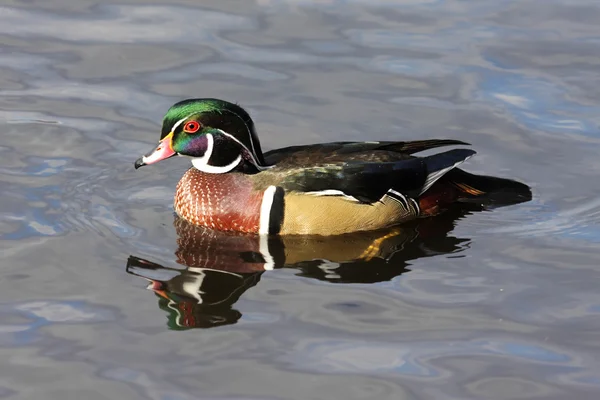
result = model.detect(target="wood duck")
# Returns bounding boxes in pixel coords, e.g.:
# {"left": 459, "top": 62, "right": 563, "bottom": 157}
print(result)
{"left": 134, "top": 98, "right": 531, "bottom": 235}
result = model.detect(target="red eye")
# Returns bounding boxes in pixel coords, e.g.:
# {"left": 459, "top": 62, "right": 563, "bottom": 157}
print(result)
{"left": 183, "top": 121, "right": 201, "bottom": 133}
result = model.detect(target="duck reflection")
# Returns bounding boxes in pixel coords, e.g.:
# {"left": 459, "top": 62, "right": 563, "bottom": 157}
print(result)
{"left": 126, "top": 256, "right": 260, "bottom": 329}
{"left": 127, "top": 206, "right": 477, "bottom": 330}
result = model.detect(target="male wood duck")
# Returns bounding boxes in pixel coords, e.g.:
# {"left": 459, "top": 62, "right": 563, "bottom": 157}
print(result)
{"left": 134, "top": 98, "right": 531, "bottom": 235}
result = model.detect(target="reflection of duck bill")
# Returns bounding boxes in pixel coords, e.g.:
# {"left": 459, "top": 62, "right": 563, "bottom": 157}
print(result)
{"left": 127, "top": 256, "right": 263, "bottom": 306}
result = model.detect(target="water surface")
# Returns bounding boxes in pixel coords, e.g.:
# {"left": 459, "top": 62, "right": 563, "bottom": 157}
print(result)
{"left": 1, "top": 1, "right": 600, "bottom": 399}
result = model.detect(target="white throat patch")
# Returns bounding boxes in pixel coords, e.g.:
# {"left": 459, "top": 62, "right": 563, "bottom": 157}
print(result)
{"left": 190, "top": 133, "right": 242, "bottom": 174}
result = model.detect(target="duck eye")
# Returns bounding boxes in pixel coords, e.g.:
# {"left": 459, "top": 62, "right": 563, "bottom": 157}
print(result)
{"left": 183, "top": 121, "right": 201, "bottom": 133}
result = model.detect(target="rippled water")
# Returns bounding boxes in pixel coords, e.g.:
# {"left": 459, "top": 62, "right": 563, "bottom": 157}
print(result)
{"left": 2, "top": 0, "right": 600, "bottom": 399}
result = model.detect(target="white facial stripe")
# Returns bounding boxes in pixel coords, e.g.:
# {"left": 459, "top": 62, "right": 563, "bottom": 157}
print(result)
{"left": 259, "top": 185, "right": 277, "bottom": 236}
{"left": 190, "top": 133, "right": 243, "bottom": 173}
{"left": 247, "top": 126, "right": 257, "bottom": 161}
{"left": 186, "top": 127, "right": 269, "bottom": 173}
{"left": 170, "top": 116, "right": 189, "bottom": 133}
{"left": 224, "top": 108, "right": 258, "bottom": 161}
{"left": 192, "top": 131, "right": 213, "bottom": 164}
{"left": 171, "top": 113, "right": 262, "bottom": 167}
{"left": 215, "top": 129, "right": 271, "bottom": 171}
{"left": 192, "top": 155, "right": 242, "bottom": 174}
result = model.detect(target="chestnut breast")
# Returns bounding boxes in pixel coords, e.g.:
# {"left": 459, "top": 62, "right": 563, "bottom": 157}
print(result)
{"left": 174, "top": 168, "right": 263, "bottom": 233}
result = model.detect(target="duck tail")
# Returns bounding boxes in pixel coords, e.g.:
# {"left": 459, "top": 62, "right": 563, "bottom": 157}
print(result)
{"left": 447, "top": 169, "right": 532, "bottom": 206}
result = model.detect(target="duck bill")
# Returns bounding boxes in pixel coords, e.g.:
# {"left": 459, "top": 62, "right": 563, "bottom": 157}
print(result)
{"left": 134, "top": 132, "right": 176, "bottom": 169}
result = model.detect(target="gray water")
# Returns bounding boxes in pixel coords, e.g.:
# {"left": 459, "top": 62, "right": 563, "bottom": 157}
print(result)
{"left": 1, "top": 1, "right": 600, "bottom": 399}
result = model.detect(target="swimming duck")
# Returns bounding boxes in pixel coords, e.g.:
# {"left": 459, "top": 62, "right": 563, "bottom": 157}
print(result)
{"left": 134, "top": 98, "right": 531, "bottom": 235}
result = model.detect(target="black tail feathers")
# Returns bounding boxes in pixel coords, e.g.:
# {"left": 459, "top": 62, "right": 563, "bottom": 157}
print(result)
{"left": 448, "top": 169, "right": 532, "bottom": 207}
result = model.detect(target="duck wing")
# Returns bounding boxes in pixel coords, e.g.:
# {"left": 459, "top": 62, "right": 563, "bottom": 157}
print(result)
{"left": 254, "top": 148, "right": 476, "bottom": 204}
{"left": 263, "top": 139, "right": 469, "bottom": 165}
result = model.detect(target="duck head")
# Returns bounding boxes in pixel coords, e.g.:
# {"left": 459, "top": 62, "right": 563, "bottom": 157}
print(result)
{"left": 134, "top": 98, "right": 267, "bottom": 173}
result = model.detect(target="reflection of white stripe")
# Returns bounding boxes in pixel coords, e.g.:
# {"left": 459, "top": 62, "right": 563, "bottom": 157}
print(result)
{"left": 182, "top": 270, "right": 206, "bottom": 304}
{"left": 191, "top": 133, "right": 242, "bottom": 173}
{"left": 167, "top": 300, "right": 184, "bottom": 326}
{"left": 259, "top": 186, "right": 277, "bottom": 235}
{"left": 316, "top": 259, "right": 341, "bottom": 280}
{"left": 188, "top": 267, "right": 242, "bottom": 278}
{"left": 259, "top": 234, "right": 274, "bottom": 270}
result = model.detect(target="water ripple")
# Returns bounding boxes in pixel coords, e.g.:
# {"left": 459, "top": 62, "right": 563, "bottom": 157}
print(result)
{"left": 0, "top": 5, "right": 255, "bottom": 43}
{"left": 1, "top": 1, "right": 600, "bottom": 399}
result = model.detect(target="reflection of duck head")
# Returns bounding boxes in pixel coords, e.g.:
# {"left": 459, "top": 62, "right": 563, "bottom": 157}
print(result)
{"left": 127, "top": 206, "right": 476, "bottom": 329}
{"left": 126, "top": 256, "right": 262, "bottom": 329}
